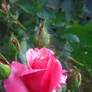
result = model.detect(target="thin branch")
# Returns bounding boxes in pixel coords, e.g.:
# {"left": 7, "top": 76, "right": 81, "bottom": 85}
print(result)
{"left": 0, "top": 9, "right": 27, "bottom": 31}
{"left": 66, "top": 56, "right": 84, "bottom": 67}
{"left": 0, "top": 53, "right": 10, "bottom": 64}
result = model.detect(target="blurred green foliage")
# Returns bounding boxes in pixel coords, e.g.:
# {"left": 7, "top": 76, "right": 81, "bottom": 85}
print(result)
{"left": 65, "top": 23, "right": 92, "bottom": 73}
{"left": 0, "top": 0, "right": 92, "bottom": 92}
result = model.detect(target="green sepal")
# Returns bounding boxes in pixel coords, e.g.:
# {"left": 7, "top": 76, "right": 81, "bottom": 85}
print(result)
{"left": 34, "top": 21, "right": 50, "bottom": 48}
{"left": 0, "top": 63, "right": 11, "bottom": 80}
{"left": 75, "top": 72, "right": 82, "bottom": 88}
{"left": 9, "top": 33, "right": 20, "bottom": 53}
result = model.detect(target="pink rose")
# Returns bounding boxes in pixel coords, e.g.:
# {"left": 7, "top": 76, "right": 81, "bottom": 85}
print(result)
{"left": 4, "top": 48, "right": 67, "bottom": 92}
{"left": 1, "top": 3, "right": 7, "bottom": 11}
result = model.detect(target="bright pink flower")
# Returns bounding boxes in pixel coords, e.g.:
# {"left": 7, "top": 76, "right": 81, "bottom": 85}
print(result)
{"left": 4, "top": 48, "right": 67, "bottom": 92}
{"left": 1, "top": 3, "right": 7, "bottom": 11}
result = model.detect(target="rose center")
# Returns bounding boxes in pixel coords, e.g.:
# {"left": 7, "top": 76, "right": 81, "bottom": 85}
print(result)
{"left": 31, "top": 56, "right": 49, "bottom": 69}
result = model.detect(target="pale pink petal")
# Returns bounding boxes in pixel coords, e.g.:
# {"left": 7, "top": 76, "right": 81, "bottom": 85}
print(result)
{"left": 4, "top": 62, "right": 28, "bottom": 92}
{"left": 11, "top": 61, "right": 27, "bottom": 75}
{"left": 26, "top": 48, "right": 54, "bottom": 67}
{"left": 26, "top": 49, "right": 39, "bottom": 66}
{"left": 52, "top": 90, "right": 56, "bottom": 92}
{"left": 39, "top": 48, "right": 54, "bottom": 57}
{"left": 60, "top": 72, "right": 67, "bottom": 85}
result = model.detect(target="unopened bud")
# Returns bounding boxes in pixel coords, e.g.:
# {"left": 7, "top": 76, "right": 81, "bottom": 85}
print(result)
{"left": 0, "top": 59, "right": 6, "bottom": 64}
{"left": 34, "top": 22, "right": 50, "bottom": 48}
{"left": 9, "top": 33, "right": 20, "bottom": 52}
{"left": 0, "top": 63, "right": 11, "bottom": 80}
{"left": 12, "top": 39, "right": 19, "bottom": 50}
{"left": 67, "top": 72, "right": 82, "bottom": 89}
{"left": 75, "top": 72, "right": 81, "bottom": 88}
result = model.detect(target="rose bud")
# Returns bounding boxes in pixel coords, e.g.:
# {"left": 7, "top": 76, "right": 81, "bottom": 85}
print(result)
{"left": 1, "top": 3, "right": 7, "bottom": 11}
{"left": 75, "top": 72, "right": 82, "bottom": 88}
{"left": 0, "top": 63, "right": 11, "bottom": 80}
{"left": 34, "top": 23, "right": 50, "bottom": 48}
{"left": 0, "top": 59, "right": 6, "bottom": 64}
{"left": 9, "top": 33, "right": 20, "bottom": 53}
{"left": 67, "top": 72, "right": 82, "bottom": 89}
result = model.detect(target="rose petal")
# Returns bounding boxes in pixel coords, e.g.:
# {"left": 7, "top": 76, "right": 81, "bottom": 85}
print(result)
{"left": 26, "top": 48, "right": 54, "bottom": 68}
{"left": 39, "top": 48, "right": 54, "bottom": 57}
{"left": 52, "top": 90, "right": 56, "bottom": 92}
{"left": 26, "top": 49, "right": 39, "bottom": 67}
{"left": 49, "top": 60, "right": 67, "bottom": 90}
{"left": 41, "top": 59, "right": 67, "bottom": 91}
{"left": 4, "top": 62, "right": 28, "bottom": 92}
{"left": 21, "top": 69, "right": 46, "bottom": 92}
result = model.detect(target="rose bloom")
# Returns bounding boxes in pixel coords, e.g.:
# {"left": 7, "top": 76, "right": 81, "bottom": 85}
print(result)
{"left": 4, "top": 48, "right": 67, "bottom": 92}
{"left": 1, "top": 3, "right": 7, "bottom": 11}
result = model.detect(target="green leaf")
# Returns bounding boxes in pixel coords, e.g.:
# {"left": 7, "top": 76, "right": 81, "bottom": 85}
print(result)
{"left": 56, "top": 85, "right": 67, "bottom": 92}
{"left": 65, "top": 12, "right": 73, "bottom": 22}
{"left": 56, "top": 89, "right": 62, "bottom": 92}
{"left": 37, "top": 0, "right": 48, "bottom": 6}
{"left": 1, "top": 88, "right": 6, "bottom": 92}
{"left": 63, "top": 34, "right": 80, "bottom": 43}
{"left": 19, "top": 36, "right": 28, "bottom": 65}
{"left": 62, "top": 85, "right": 67, "bottom": 92}
{"left": 17, "top": 0, "right": 41, "bottom": 15}
{"left": 37, "top": 8, "right": 56, "bottom": 19}
{"left": 9, "top": 0, "right": 18, "bottom": 4}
